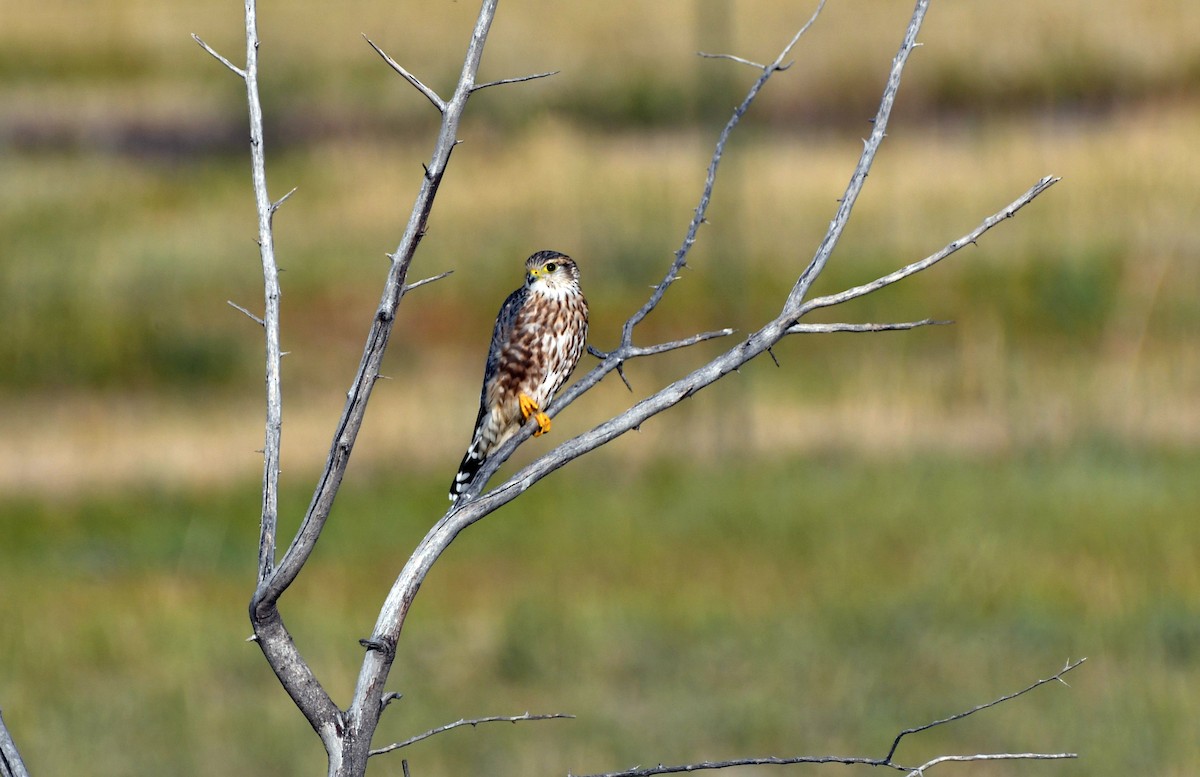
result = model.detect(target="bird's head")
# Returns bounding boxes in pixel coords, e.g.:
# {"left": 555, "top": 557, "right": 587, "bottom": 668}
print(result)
{"left": 525, "top": 250, "right": 580, "bottom": 296}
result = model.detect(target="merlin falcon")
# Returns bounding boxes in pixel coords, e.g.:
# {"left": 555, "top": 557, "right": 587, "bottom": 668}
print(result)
{"left": 449, "top": 250, "right": 589, "bottom": 501}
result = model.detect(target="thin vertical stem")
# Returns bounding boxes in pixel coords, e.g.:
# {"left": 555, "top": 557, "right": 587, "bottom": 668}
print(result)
{"left": 232, "top": 0, "right": 341, "bottom": 748}
{"left": 242, "top": 0, "right": 283, "bottom": 586}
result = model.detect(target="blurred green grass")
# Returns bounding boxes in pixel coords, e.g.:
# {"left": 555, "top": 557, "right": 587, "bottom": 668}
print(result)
{"left": 2, "top": 450, "right": 1198, "bottom": 776}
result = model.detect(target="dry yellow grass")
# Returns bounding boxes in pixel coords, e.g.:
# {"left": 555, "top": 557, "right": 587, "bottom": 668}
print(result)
{"left": 2, "top": 0, "right": 1197, "bottom": 498}
{"left": 4, "top": 95, "right": 1197, "bottom": 495}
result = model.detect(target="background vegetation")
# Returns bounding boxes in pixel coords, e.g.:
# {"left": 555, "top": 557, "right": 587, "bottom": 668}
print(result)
{"left": 1, "top": 1, "right": 1197, "bottom": 775}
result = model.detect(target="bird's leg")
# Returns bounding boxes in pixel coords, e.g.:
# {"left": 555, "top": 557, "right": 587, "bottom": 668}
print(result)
{"left": 518, "top": 393, "right": 552, "bottom": 437}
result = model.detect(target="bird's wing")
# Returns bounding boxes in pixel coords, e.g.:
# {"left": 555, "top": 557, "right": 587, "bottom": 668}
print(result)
{"left": 472, "top": 285, "right": 528, "bottom": 429}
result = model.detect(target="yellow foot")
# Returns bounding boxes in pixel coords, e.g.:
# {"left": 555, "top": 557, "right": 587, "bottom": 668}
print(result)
{"left": 518, "top": 394, "right": 552, "bottom": 437}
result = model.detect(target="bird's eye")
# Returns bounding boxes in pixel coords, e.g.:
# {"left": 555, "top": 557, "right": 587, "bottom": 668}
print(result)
{"left": 545, "top": 262, "right": 558, "bottom": 273}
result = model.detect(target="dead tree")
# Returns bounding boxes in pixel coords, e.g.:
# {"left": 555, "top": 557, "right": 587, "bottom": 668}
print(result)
{"left": 192, "top": 0, "right": 1072, "bottom": 775}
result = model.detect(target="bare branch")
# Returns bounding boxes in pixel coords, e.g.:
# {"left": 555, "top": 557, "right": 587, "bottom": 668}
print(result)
{"left": 588, "top": 329, "right": 736, "bottom": 363}
{"left": 905, "top": 752, "right": 1078, "bottom": 776}
{"left": 364, "top": 35, "right": 447, "bottom": 113}
{"left": 190, "top": 34, "right": 246, "bottom": 78}
{"left": 627, "top": 328, "right": 736, "bottom": 357}
{"left": 798, "top": 175, "right": 1061, "bottom": 318}
{"left": 696, "top": 52, "right": 767, "bottom": 70}
{"left": 270, "top": 187, "right": 298, "bottom": 214}
{"left": 576, "top": 748, "right": 1078, "bottom": 777}
{"left": 571, "top": 754, "right": 888, "bottom": 777}
{"left": 787, "top": 319, "right": 949, "bottom": 335}
{"left": 227, "top": 300, "right": 266, "bottom": 327}
{"left": 620, "top": 0, "right": 828, "bottom": 349}
{"left": 472, "top": 70, "right": 559, "bottom": 92}
{"left": 208, "top": 0, "right": 339, "bottom": 747}
{"left": 402, "top": 270, "right": 454, "bottom": 294}
{"left": 370, "top": 712, "right": 575, "bottom": 757}
{"left": 236, "top": 0, "right": 285, "bottom": 591}
{"left": 784, "top": 0, "right": 925, "bottom": 313}
{"left": 883, "top": 657, "right": 1086, "bottom": 762}
{"left": 772, "top": 0, "right": 828, "bottom": 62}
{"left": 614, "top": 362, "right": 633, "bottom": 392}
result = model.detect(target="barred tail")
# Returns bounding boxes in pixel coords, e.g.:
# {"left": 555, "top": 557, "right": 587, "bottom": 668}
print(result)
{"left": 449, "top": 443, "right": 486, "bottom": 501}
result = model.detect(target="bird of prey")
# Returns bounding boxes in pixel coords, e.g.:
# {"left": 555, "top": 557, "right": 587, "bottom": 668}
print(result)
{"left": 449, "top": 250, "right": 589, "bottom": 501}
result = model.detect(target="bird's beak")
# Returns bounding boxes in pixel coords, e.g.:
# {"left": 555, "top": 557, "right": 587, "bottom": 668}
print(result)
{"left": 526, "top": 268, "right": 540, "bottom": 285}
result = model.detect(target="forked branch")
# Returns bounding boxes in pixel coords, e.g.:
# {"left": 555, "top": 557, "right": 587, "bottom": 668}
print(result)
{"left": 200, "top": 0, "right": 533, "bottom": 761}
{"left": 884, "top": 657, "right": 1086, "bottom": 762}
{"left": 460, "top": 0, "right": 1057, "bottom": 511}
{"left": 798, "top": 174, "right": 1060, "bottom": 317}
{"left": 570, "top": 659, "right": 1084, "bottom": 777}
{"left": 358, "top": 19, "right": 1062, "bottom": 768}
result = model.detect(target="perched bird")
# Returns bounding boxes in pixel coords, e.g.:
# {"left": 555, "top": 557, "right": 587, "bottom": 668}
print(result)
{"left": 449, "top": 250, "right": 589, "bottom": 501}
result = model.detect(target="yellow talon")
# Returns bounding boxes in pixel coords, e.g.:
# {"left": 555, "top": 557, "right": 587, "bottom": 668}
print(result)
{"left": 518, "top": 394, "right": 552, "bottom": 437}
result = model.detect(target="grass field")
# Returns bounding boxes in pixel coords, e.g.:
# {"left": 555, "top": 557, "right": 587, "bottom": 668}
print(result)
{"left": 2, "top": 0, "right": 1198, "bottom": 775}
{"left": 3, "top": 450, "right": 1199, "bottom": 776}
